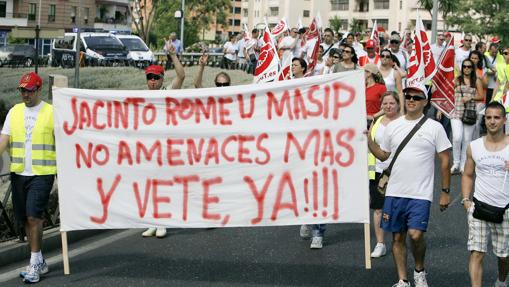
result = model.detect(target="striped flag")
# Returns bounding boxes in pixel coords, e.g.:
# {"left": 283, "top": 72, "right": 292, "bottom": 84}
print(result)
{"left": 370, "top": 20, "right": 380, "bottom": 54}
{"left": 431, "top": 38, "right": 455, "bottom": 118}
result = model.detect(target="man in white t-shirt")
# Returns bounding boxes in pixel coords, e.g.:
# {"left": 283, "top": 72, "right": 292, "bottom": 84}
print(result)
{"left": 462, "top": 102, "right": 509, "bottom": 287}
{"left": 455, "top": 34, "right": 473, "bottom": 71}
{"left": 223, "top": 34, "right": 238, "bottom": 69}
{"left": 430, "top": 33, "right": 446, "bottom": 65}
{"left": 1, "top": 72, "right": 57, "bottom": 283}
{"left": 320, "top": 28, "right": 338, "bottom": 62}
{"left": 389, "top": 33, "right": 409, "bottom": 71}
{"left": 368, "top": 84, "right": 451, "bottom": 287}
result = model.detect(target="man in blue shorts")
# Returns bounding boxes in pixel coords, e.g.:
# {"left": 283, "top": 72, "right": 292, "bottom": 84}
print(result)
{"left": 0, "top": 72, "right": 56, "bottom": 283}
{"left": 368, "top": 84, "right": 452, "bottom": 287}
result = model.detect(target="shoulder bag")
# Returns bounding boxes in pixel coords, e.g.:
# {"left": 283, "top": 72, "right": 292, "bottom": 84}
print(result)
{"left": 472, "top": 171, "right": 509, "bottom": 224}
{"left": 461, "top": 87, "right": 477, "bottom": 125}
{"left": 377, "top": 116, "right": 428, "bottom": 195}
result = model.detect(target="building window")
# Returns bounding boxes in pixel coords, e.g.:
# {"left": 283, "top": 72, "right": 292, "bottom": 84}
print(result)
{"left": 400, "top": 0, "right": 403, "bottom": 9}
{"left": 48, "top": 5, "right": 56, "bottom": 22}
{"left": 28, "top": 3, "right": 37, "bottom": 21}
{"left": 331, "top": 0, "right": 348, "bottom": 11}
{"left": 71, "top": 6, "right": 76, "bottom": 23}
{"left": 269, "top": 7, "right": 278, "bottom": 16}
{"left": 356, "top": 0, "right": 369, "bottom": 12}
{"left": 84, "top": 7, "right": 89, "bottom": 24}
{"left": 243, "top": 8, "right": 248, "bottom": 17}
{"left": 374, "top": 0, "right": 389, "bottom": 9}
{"left": 303, "top": 10, "right": 310, "bottom": 17}
{"left": 234, "top": 7, "right": 241, "bottom": 14}
{"left": 0, "top": 1, "right": 6, "bottom": 18}
{"left": 375, "top": 19, "right": 388, "bottom": 30}
{"left": 233, "top": 19, "right": 240, "bottom": 26}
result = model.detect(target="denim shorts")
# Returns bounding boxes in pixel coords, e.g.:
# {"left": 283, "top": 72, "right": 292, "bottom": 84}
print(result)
{"left": 381, "top": 196, "right": 431, "bottom": 233}
{"left": 11, "top": 173, "right": 55, "bottom": 221}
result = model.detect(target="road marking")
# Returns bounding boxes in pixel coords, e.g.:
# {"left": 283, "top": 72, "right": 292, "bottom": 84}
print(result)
{"left": 0, "top": 229, "right": 139, "bottom": 283}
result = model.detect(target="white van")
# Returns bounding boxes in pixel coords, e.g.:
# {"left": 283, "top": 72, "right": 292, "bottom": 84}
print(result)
{"left": 51, "top": 32, "right": 128, "bottom": 67}
{"left": 115, "top": 34, "right": 154, "bottom": 68}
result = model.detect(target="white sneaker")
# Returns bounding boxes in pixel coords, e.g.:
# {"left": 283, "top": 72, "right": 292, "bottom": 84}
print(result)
{"left": 450, "top": 164, "right": 460, "bottom": 174}
{"left": 414, "top": 270, "right": 428, "bottom": 287}
{"left": 142, "top": 227, "right": 157, "bottom": 237}
{"left": 20, "top": 260, "right": 49, "bottom": 278}
{"left": 370, "top": 243, "right": 387, "bottom": 258}
{"left": 495, "top": 279, "right": 508, "bottom": 287}
{"left": 155, "top": 227, "right": 167, "bottom": 238}
{"left": 310, "top": 236, "right": 323, "bottom": 249}
{"left": 392, "top": 280, "right": 411, "bottom": 287}
{"left": 300, "top": 225, "right": 311, "bottom": 239}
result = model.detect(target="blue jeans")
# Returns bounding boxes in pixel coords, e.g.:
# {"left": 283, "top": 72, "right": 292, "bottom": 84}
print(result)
{"left": 312, "top": 224, "right": 326, "bottom": 237}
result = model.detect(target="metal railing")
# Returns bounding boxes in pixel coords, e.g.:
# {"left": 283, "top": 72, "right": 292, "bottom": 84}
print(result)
{"left": 0, "top": 174, "right": 59, "bottom": 242}
{"left": 154, "top": 52, "right": 225, "bottom": 67}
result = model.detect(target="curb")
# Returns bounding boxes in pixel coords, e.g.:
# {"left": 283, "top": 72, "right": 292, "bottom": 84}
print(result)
{"left": 0, "top": 228, "right": 104, "bottom": 267}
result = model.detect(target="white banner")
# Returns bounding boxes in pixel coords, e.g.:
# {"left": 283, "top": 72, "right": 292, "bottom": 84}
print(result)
{"left": 54, "top": 71, "right": 369, "bottom": 231}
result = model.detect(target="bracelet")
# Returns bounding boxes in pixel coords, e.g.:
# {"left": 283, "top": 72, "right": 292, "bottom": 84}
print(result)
{"left": 461, "top": 198, "right": 471, "bottom": 205}
{"left": 441, "top": 188, "right": 450, "bottom": 194}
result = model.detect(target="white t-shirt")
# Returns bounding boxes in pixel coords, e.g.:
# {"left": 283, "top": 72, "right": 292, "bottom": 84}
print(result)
{"left": 471, "top": 138, "right": 509, "bottom": 208}
{"left": 301, "top": 39, "right": 317, "bottom": 60}
{"left": 380, "top": 116, "right": 451, "bottom": 201}
{"left": 320, "top": 42, "right": 338, "bottom": 62}
{"left": 455, "top": 47, "right": 471, "bottom": 70}
{"left": 391, "top": 49, "right": 409, "bottom": 70}
{"left": 2, "top": 101, "right": 45, "bottom": 176}
{"left": 374, "top": 122, "right": 392, "bottom": 173}
{"left": 430, "top": 42, "right": 445, "bottom": 64}
{"left": 237, "top": 39, "right": 246, "bottom": 58}
{"left": 223, "top": 41, "right": 237, "bottom": 61}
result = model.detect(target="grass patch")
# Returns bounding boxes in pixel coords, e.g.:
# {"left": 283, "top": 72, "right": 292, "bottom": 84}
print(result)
{"left": 0, "top": 66, "right": 254, "bottom": 108}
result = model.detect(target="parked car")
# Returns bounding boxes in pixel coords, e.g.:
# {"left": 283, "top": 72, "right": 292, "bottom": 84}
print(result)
{"left": 115, "top": 34, "right": 154, "bottom": 68}
{"left": 51, "top": 32, "right": 128, "bottom": 68}
{"left": 0, "top": 44, "right": 36, "bottom": 67}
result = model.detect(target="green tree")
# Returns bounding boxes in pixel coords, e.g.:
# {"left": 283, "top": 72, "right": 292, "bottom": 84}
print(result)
{"left": 349, "top": 18, "right": 364, "bottom": 34}
{"left": 447, "top": 0, "right": 509, "bottom": 45}
{"left": 329, "top": 16, "right": 343, "bottom": 33}
{"left": 417, "top": 0, "right": 458, "bottom": 29}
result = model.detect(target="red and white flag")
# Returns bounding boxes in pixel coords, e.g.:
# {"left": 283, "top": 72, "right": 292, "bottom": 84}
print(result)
{"left": 370, "top": 20, "right": 380, "bottom": 54}
{"left": 271, "top": 18, "right": 289, "bottom": 37}
{"left": 431, "top": 38, "right": 455, "bottom": 118}
{"left": 243, "top": 23, "right": 251, "bottom": 41}
{"left": 277, "top": 51, "right": 293, "bottom": 81}
{"left": 254, "top": 26, "right": 280, "bottom": 83}
{"left": 406, "top": 15, "right": 436, "bottom": 87}
{"left": 304, "top": 16, "right": 321, "bottom": 77}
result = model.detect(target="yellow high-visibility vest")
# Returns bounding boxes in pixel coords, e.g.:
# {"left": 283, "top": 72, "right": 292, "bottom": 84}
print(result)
{"left": 368, "top": 116, "right": 384, "bottom": 180}
{"left": 9, "top": 102, "right": 56, "bottom": 175}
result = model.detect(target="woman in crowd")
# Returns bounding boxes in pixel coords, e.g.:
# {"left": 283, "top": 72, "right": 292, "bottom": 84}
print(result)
{"left": 368, "top": 91, "right": 401, "bottom": 258}
{"left": 364, "top": 63, "right": 387, "bottom": 125}
{"left": 450, "top": 59, "right": 484, "bottom": 174}
{"left": 313, "top": 45, "right": 325, "bottom": 76}
{"left": 194, "top": 54, "right": 231, "bottom": 88}
{"left": 468, "top": 50, "right": 488, "bottom": 137}
{"left": 378, "top": 49, "right": 403, "bottom": 112}
{"left": 333, "top": 44, "right": 358, "bottom": 73}
{"left": 323, "top": 48, "right": 341, "bottom": 74}
{"left": 291, "top": 57, "right": 307, "bottom": 79}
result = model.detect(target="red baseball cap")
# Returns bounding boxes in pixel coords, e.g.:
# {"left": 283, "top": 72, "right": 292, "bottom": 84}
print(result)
{"left": 18, "top": 72, "right": 42, "bottom": 91}
{"left": 365, "top": 39, "right": 375, "bottom": 49}
{"left": 491, "top": 37, "right": 501, "bottom": 44}
{"left": 145, "top": 65, "right": 165, "bottom": 76}
{"left": 444, "top": 32, "right": 452, "bottom": 37}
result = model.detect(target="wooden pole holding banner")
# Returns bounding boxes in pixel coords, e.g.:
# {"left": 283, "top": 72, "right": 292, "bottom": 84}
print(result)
{"left": 50, "top": 74, "right": 71, "bottom": 274}
{"left": 60, "top": 231, "right": 70, "bottom": 274}
{"left": 364, "top": 223, "right": 372, "bottom": 269}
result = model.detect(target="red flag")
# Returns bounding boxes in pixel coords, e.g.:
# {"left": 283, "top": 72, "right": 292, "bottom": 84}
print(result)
{"left": 431, "top": 38, "right": 455, "bottom": 118}
{"left": 277, "top": 52, "right": 292, "bottom": 81}
{"left": 304, "top": 16, "right": 321, "bottom": 77}
{"left": 406, "top": 15, "right": 436, "bottom": 87}
{"left": 271, "top": 18, "right": 289, "bottom": 37}
{"left": 254, "top": 26, "right": 280, "bottom": 83}
{"left": 370, "top": 20, "right": 380, "bottom": 54}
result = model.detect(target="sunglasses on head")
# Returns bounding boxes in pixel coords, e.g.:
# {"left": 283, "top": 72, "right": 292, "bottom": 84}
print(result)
{"left": 404, "top": 94, "right": 426, "bottom": 101}
{"left": 146, "top": 74, "right": 162, "bottom": 81}
{"left": 215, "top": 82, "right": 230, "bottom": 87}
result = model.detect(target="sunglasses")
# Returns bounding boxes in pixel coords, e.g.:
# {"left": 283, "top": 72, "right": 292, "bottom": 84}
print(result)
{"left": 215, "top": 82, "right": 230, "bottom": 87}
{"left": 146, "top": 74, "right": 162, "bottom": 81}
{"left": 462, "top": 65, "right": 473, "bottom": 69}
{"left": 390, "top": 40, "right": 400, "bottom": 44}
{"left": 404, "top": 94, "right": 426, "bottom": 101}
{"left": 380, "top": 55, "right": 391, "bottom": 59}
{"left": 332, "top": 55, "right": 340, "bottom": 59}
{"left": 464, "top": 39, "right": 472, "bottom": 42}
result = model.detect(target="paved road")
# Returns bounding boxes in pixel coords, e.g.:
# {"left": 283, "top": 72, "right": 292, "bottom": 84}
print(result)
{"left": 0, "top": 167, "right": 501, "bottom": 286}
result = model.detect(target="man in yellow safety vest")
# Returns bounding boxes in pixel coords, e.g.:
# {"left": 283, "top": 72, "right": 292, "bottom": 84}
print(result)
{"left": 0, "top": 72, "right": 56, "bottom": 284}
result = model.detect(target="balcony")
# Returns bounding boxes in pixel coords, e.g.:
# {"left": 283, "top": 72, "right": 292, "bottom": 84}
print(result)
{"left": 94, "top": 18, "right": 130, "bottom": 31}
{"left": 96, "top": 0, "right": 129, "bottom": 5}
{"left": 0, "top": 13, "right": 28, "bottom": 27}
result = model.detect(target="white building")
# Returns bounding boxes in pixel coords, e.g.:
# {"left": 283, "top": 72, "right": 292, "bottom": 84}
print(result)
{"left": 241, "top": 0, "right": 446, "bottom": 34}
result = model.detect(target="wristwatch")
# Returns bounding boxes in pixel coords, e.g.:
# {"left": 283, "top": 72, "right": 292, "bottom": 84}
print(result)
{"left": 441, "top": 188, "right": 450, "bottom": 194}
{"left": 461, "top": 198, "right": 471, "bottom": 205}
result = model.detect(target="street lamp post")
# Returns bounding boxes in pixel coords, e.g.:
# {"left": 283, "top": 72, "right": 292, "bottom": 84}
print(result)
{"left": 35, "top": 0, "right": 42, "bottom": 73}
{"left": 180, "top": 0, "right": 184, "bottom": 51}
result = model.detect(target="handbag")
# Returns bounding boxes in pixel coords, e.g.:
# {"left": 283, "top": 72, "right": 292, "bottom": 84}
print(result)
{"left": 460, "top": 88, "right": 477, "bottom": 125}
{"left": 377, "top": 116, "right": 428, "bottom": 195}
{"left": 472, "top": 197, "right": 507, "bottom": 224}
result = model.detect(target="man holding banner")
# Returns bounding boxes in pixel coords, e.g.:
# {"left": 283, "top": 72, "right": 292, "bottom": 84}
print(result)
{"left": 0, "top": 72, "right": 57, "bottom": 283}
{"left": 368, "top": 83, "right": 451, "bottom": 287}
